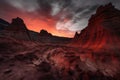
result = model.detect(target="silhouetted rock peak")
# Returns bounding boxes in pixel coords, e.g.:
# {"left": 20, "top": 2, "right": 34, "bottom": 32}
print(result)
{"left": 9, "top": 17, "right": 28, "bottom": 31}
{"left": 74, "top": 32, "right": 79, "bottom": 38}
{"left": 11, "top": 17, "right": 24, "bottom": 25}
{"left": 39, "top": 29, "right": 52, "bottom": 37}
{"left": 96, "top": 2, "right": 115, "bottom": 14}
{"left": 0, "top": 17, "right": 32, "bottom": 40}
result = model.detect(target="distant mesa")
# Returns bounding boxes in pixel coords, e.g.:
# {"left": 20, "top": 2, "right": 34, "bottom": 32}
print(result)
{"left": 11, "top": 17, "right": 24, "bottom": 25}
{"left": 39, "top": 29, "right": 52, "bottom": 37}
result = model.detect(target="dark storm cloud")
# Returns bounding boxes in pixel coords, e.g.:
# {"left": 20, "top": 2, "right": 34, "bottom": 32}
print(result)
{"left": 36, "top": 0, "right": 101, "bottom": 31}
{"left": 2, "top": 0, "right": 120, "bottom": 32}
{"left": 37, "top": 0, "right": 53, "bottom": 15}
{"left": 0, "top": 0, "right": 25, "bottom": 21}
{"left": 54, "top": 0, "right": 120, "bottom": 31}
{"left": 36, "top": 0, "right": 72, "bottom": 18}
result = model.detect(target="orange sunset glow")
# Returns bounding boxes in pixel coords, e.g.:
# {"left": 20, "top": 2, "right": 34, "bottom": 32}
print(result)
{"left": 3, "top": 15, "right": 75, "bottom": 38}
{"left": 24, "top": 17, "right": 75, "bottom": 37}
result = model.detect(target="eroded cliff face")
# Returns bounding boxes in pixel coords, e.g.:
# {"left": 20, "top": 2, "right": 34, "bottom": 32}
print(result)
{"left": 73, "top": 3, "right": 120, "bottom": 50}
{"left": 0, "top": 17, "right": 31, "bottom": 40}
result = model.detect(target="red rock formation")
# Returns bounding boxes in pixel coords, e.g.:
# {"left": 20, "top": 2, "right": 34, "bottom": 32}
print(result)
{"left": 11, "top": 17, "right": 31, "bottom": 40}
{"left": 73, "top": 3, "right": 120, "bottom": 50}
{"left": 9, "top": 17, "right": 29, "bottom": 34}
{"left": 1, "top": 17, "right": 32, "bottom": 40}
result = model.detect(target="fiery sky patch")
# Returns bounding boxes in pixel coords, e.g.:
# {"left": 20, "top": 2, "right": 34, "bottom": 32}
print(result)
{"left": 0, "top": 0, "right": 120, "bottom": 37}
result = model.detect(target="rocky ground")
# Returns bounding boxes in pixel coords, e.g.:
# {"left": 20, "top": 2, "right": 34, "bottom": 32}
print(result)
{"left": 0, "top": 36, "right": 120, "bottom": 80}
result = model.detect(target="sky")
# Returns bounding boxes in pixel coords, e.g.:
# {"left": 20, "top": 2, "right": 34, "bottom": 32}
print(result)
{"left": 0, "top": 0, "right": 120, "bottom": 37}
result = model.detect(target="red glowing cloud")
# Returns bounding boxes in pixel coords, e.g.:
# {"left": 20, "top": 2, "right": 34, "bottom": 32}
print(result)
{"left": 0, "top": 0, "right": 75, "bottom": 37}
